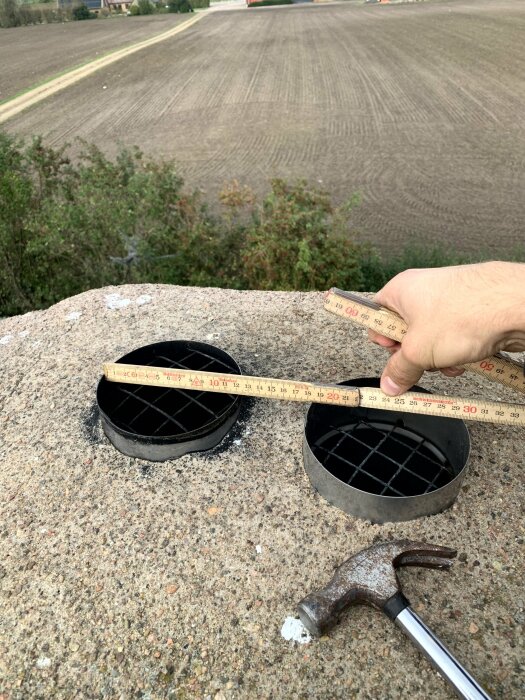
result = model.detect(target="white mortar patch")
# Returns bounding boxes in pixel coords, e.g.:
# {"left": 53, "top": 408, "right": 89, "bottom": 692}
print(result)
{"left": 0, "top": 335, "right": 13, "bottom": 345}
{"left": 65, "top": 311, "right": 82, "bottom": 321}
{"left": 136, "top": 295, "right": 152, "bottom": 306}
{"left": 280, "top": 617, "right": 312, "bottom": 644}
{"left": 105, "top": 293, "right": 131, "bottom": 310}
{"left": 36, "top": 657, "right": 51, "bottom": 669}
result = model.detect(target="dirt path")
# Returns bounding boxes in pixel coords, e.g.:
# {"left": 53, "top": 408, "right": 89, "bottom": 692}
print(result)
{"left": 0, "top": 13, "right": 205, "bottom": 125}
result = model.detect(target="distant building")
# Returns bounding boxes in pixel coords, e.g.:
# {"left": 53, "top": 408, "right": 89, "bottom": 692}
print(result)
{"left": 58, "top": 0, "right": 133, "bottom": 11}
{"left": 104, "top": 0, "right": 133, "bottom": 10}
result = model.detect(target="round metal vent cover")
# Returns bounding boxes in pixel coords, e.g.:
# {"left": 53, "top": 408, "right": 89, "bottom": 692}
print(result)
{"left": 303, "top": 378, "right": 471, "bottom": 523}
{"left": 97, "top": 341, "right": 242, "bottom": 461}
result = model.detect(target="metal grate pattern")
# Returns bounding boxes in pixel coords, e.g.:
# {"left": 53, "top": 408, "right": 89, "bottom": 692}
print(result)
{"left": 100, "top": 344, "right": 240, "bottom": 438}
{"left": 312, "top": 418, "right": 455, "bottom": 497}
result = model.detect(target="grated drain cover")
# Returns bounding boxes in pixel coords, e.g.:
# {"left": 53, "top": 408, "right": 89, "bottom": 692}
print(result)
{"left": 312, "top": 420, "right": 455, "bottom": 497}
{"left": 97, "top": 341, "right": 242, "bottom": 461}
{"left": 303, "top": 378, "right": 470, "bottom": 523}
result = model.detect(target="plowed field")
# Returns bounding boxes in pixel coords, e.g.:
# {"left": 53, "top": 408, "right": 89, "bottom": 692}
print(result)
{"left": 0, "top": 14, "right": 193, "bottom": 101}
{"left": 4, "top": 0, "right": 525, "bottom": 255}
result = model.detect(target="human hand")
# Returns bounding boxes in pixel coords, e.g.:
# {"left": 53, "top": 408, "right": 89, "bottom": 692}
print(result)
{"left": 368, "top": 262, "right": 525, "bottom": 396}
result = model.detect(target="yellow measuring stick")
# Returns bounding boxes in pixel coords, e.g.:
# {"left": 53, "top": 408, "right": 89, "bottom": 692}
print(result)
{"left": 324, "top": 288, "right": 525, "bottom": 396}
{"left": 103, "top": 363, "right": 525, "bottom": 426}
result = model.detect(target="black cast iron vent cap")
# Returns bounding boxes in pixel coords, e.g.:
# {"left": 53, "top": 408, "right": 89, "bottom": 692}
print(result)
{"left": 97, "top": 340, "right": 242, "bottom": 461}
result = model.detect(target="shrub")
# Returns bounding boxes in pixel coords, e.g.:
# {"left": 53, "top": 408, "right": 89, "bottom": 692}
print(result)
{"left": 72, "top": 3, "right": 95, "bottom": 19}
{"left": 137, "top": 0, "right": 155, "bottom": 13}
{"left": 0, "top": 135, "right": 223, "bottom": 314}
{"left": 0, "top": 0, "right": 20, "bottom": 26}
{"left": 235, "top": 179, "right": 370, "bottom": 292}
{"left": 167, "top": 0, "right": 194, "bottom": 12}
{"left": 1, "top": 132, "right": 520, "bottom": 318}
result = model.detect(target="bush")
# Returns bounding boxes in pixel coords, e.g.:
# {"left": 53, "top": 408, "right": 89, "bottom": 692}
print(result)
{"left": 129, "top": 0, "right": 156, "bottom": 14}
{"left": 72, "top": 3, "right": 95, "bottom": 19}
{"left": 0, "top": 135, "right": 224, "bottom": 315}
{"left": 0, "top": 0, "right": 72, "bottom": 25}
{"left": 233, "top": 179, "right": 370, "bottom": 292}
{"left": 136, "top": 0, "right": 155, "bottom": 13}
{"left": 0, "top": 0, "right": 20, "bottom": 26}
{"left": 167, "top": 0, "right": 194, "bottom": 12}
{"left": 1, "top": 132, "right": 520, "bottom": 318}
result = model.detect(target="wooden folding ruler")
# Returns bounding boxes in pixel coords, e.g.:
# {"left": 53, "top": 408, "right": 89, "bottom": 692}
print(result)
{"left": 102, "top": 287, "right": 525, "bottom": 427}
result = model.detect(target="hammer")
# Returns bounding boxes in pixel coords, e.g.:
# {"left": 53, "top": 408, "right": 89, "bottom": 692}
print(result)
{"left": 297, "top": 540, "right": 492, "bottom": 700}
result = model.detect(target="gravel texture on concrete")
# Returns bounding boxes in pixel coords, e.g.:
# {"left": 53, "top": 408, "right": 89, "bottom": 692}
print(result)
{"left": 0, "top": 285, "right": 523, "bottom": 700}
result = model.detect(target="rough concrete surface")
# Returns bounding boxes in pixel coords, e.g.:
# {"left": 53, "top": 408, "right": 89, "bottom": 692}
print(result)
{"left": 0, "top": 285, "right": 523, "bottom": 699}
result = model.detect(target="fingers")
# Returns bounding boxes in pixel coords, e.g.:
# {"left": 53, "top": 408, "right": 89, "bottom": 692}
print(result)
{"left": 440, "top": 367, "right": 465, "bottom": 378}
{"left": 368, "top": 329, "right": 399, "bottom": 349}
{"left": 380, "top": 347, "right": 424, "bottom": 396}
{"left": 380, "top": 352, "right": 466, "bottom": 394}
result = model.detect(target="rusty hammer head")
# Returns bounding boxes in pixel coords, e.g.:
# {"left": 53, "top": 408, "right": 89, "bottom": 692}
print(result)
{"left": 297, "top": 539, "right": 456, "bottom": 637}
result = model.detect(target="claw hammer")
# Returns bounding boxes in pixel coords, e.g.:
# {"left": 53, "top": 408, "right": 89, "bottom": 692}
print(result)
{"left": 297, "top": 540, "right": 492, "bottom": 700}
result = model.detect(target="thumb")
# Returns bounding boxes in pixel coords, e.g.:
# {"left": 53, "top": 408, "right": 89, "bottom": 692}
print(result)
{"left": 380, "top": 347, "right": 424, "bottom": 396}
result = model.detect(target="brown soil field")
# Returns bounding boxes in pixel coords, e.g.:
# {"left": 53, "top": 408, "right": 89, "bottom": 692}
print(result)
{"left": 4, "top": 0, "right": 525, "bottom": 255}
{"left": 0, "top": 14, "right": 191, "bottom": 101}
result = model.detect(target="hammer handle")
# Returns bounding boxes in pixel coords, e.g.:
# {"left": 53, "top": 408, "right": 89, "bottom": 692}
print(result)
{"left": 395, "top": 607, "right": 492, "bottom": 700}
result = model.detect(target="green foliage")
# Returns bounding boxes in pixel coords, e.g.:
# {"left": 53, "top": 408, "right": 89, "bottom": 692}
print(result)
{"left": 72, "top": 3, "right": 95, "bottom": 19}
{"left": 0, "top": 0, "right": 74, "bottom": 25}
{"left": 0, "top": 135, "right": 232, "bottom": 315}
{"left": 0, "top": 0, "right": 20, "bottom": 26}
{"left": 1, "top": 132, "right": 520, "bottom": 318}
{"left": 238, "top": 179, "right": 368, "bottom": 292}
{"left": 248, "top": 0, "right": 292, "bottom": 7}
{"left": 167, "top": 0, "right": 194, "bottom": 12}
{"left": 129, "top": 0, "right": 157, "bottom": 14}
{"left": 380, "top": 241, "right": 474, "bottom": 282}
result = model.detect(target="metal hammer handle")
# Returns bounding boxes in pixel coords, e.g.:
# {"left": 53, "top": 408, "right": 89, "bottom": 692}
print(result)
{"left": 395, "top": 607, "right": 491, "bottom": 700}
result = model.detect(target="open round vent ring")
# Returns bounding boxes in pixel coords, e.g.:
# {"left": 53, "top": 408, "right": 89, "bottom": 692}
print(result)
{"left": 303, "top": 378, "right": 471, "bottom": 523}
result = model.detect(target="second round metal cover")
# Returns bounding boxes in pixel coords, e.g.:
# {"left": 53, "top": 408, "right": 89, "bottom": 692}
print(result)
{"left": 303, "top": 378, "right": 471, "bottom": 523}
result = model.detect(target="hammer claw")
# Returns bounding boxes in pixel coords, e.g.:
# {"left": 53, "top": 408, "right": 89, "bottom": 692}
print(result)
{"left": 395, "top": 553, "right": 456, "bottom": 570}
{"left": 394, "top": 544, "right": 457, "bottom": 571}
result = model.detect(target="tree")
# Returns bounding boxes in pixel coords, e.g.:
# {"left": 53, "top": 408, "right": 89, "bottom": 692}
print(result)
{"left": 0, "top": 0, "right": 20, "bottom": 28}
